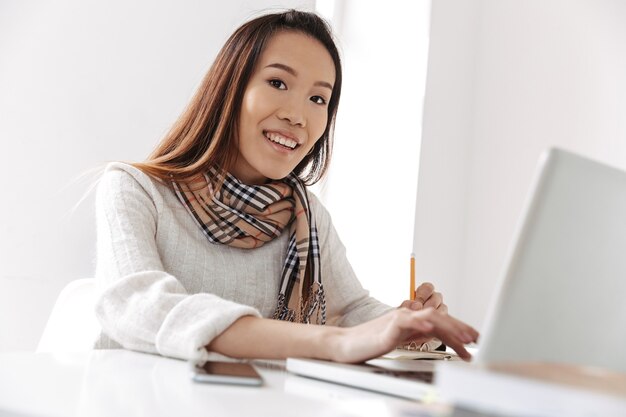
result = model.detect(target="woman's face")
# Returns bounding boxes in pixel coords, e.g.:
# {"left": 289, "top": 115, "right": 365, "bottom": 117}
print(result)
{"left": 232, "top": 30, "right": 336, "bottom": 184}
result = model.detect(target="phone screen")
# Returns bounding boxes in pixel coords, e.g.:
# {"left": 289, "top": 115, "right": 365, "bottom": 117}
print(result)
{"left": 192, "top": 361, "right": 263, "bottom": 386}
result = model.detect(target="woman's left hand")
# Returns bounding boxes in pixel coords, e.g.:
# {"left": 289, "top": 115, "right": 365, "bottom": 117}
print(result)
{"left": 399, "top": 282, "right": 448, "bottom": 314}
{"left": 398, "top": 282, "right": 449, "bottom": 349}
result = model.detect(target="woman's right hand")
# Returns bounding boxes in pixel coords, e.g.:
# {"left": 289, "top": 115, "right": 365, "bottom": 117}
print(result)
{"left": 328, "top": 307, "right": 478, "bottom": 364}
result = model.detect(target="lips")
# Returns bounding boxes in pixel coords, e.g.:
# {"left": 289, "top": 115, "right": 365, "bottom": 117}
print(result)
{"left": 263, "top": 130, "right": 301, "bottom": 150}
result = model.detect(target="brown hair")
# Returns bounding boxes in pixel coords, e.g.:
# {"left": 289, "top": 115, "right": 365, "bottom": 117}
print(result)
{"left": 133, "top": 10, "right": 342, "bottom": 186}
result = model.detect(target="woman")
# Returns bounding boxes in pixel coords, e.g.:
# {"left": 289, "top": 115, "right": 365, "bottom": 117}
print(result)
{"left": 94, "top": 10, "right": 478, "bottom": 363}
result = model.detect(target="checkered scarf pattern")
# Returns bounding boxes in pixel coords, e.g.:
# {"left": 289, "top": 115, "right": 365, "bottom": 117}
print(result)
{"left": 172, "top": 168, "right": 326, "bottom": 325}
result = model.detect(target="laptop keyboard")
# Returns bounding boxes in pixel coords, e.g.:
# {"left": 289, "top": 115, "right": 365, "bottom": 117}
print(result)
{"left": 369, "top": 367, "right": 434, "bottom": 384}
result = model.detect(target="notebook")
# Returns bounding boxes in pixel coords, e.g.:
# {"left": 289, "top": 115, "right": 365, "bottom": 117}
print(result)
{"left": 287, "top": 148, "right": 626, "bottom": 399}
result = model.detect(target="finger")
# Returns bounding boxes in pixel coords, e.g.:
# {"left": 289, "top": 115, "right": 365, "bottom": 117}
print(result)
{"left": 396, "top": 308, "right": 479, "bottom": 356}
{"left": 437, "top": 303, "right": 448, "bottom": 315}
{"left": 415, "top": 310, "right": 479, "bottom": 360}
{"left": 412, "top": 301, "right": 424, "bottom": 310}
{"left": 399, "top": 300, "right": 414, "bottom": 309}
{"left": 444, "top": 338, "right": 472, "bottom": 361}
{"left": 431, "top": 312, "right": 479, "bottom": 344}
{"left": 423, "top": 291, "right": 442, "bottom": 309}
{"left": 442, "top": 322, "right": 478, "bottom": 360}
{"left": 443, "top": 324, "right": 479, "bottom": 356}
{"left": 414, "top": 282, "right": 434, "bottom": 305}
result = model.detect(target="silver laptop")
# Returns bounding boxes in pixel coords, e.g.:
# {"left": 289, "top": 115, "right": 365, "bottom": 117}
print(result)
{"left": 476, "top": 148, "right": 626, "bottom": 371}
{"left": 287, "top": 148, "right": 626, "bottom": 398}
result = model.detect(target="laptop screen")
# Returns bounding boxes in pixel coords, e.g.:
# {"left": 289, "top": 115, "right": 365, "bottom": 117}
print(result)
{"left": 477, "top": 148, "right": 626, "bottom": 373}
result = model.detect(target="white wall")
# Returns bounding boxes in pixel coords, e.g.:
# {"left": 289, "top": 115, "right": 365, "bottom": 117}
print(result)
{"left": 415, "top": 0, "right": 626, "bottom": 329}
{"left": 318, "top": 0, "right": 431, "bottom": 306}
{"left": 0, "top": 0, "right": 314, "bottom": 351}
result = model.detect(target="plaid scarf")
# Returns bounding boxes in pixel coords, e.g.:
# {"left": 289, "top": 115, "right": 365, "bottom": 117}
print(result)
{"left": 172, "top": 168, "right": 326, "bottom": 325}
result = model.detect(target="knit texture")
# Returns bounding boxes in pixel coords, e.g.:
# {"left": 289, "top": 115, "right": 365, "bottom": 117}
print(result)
{"left": 94, "top": 163, "right": 392, "bottom": 361}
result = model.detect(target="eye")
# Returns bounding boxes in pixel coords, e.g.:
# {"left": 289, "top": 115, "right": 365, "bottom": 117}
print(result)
{"left": 268, "top": 79, "right": 287, "bottom": 90}
{"left": 311, "top": 95, "right": 327, "bottom": 105}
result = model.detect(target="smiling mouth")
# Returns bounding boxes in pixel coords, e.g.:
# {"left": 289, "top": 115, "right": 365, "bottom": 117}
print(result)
{"left": 263, "top": 131, "right": 300, "bottom": 150}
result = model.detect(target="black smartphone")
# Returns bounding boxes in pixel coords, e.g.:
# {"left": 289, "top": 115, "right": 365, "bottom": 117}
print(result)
{"left": 191, "top": 361, "right": 263, "bottom": 386}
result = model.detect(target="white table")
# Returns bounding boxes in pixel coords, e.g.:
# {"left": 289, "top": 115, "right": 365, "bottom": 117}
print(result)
{"left": 0, "top": 351, "right": 458, "bottom": 417}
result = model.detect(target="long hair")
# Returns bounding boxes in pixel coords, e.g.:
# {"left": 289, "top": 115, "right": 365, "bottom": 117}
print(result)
{"left": 133, "top": 10, "right": 342, "bottom": 186}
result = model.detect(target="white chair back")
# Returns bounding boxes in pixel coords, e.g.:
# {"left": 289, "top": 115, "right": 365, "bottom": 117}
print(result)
{"left": 37, "top": 278, "right": 100, "bottom": 352}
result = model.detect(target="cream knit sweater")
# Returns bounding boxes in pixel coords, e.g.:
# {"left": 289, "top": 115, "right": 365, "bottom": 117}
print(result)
{"left": 94, "top": 163, "right": 392, "bottom": 361}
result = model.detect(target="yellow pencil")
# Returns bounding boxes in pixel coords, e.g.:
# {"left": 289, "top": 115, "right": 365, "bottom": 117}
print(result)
{"left": 410, "top": 252, "right": 415, "bottom": 301}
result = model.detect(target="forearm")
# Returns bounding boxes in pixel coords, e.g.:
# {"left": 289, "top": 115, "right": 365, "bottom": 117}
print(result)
{"left": 207, "top": 316, "right": 344, "bottom": 361}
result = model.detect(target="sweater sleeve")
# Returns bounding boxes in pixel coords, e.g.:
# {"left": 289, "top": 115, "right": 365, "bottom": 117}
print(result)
{"left": 308, "top": 193, "right": 394, "bottom": 327}
{"left": 93, "top": 164, "right": 260, "bottom": 361}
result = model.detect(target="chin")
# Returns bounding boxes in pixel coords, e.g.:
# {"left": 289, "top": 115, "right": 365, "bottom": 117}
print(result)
{"left": 258, "top": 164, "right": 297, "bottom": 182}
{"left": 265, "top": 171, "right": 292, "bottom": 181}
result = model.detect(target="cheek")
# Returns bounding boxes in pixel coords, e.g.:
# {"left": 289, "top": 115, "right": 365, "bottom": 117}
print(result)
{"left": 241, "top": 87, "right": 274, "bottom": 123}
{"left": 239, "top": 93, "right": 256, "bottom": 127}
{"left": 305, "top": 114, "right": 328, "bottom": 153}
{"left": 310, "top": 111, "right": 329, "bottom": 140}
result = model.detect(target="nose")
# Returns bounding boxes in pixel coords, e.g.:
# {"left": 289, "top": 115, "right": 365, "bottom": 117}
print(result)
{"left": 277, "top": 98, "right": 306, "bottom": 127}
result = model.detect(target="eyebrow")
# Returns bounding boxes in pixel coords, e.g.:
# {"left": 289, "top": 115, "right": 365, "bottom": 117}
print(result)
{"left": 265, "top": 63, "right": 334, "bottom": 91}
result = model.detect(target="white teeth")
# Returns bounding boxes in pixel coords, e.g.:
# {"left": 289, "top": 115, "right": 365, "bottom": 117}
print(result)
{"left": 265, "top": 132, "right": 298, "bottom": 149}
